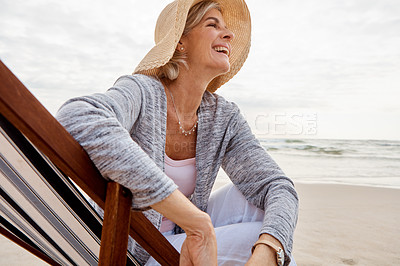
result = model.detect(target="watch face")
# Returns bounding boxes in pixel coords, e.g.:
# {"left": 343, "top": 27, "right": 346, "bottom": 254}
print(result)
{"left": 277, "top": 248, "right": 284, "bottom": 266}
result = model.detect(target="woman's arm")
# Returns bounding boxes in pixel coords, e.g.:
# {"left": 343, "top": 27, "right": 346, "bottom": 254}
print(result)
{"left": 222, "top": 108, "right": 298, "bottom": 265}
{"left": 56, "top": 76, "right": 177, "bottom": 210}
{"left": 151, "top": 190, "right": 217, "bottom": 265}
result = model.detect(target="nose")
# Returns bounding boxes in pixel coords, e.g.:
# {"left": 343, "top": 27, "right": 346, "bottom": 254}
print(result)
{"left": 222, "top": 28, "right": 234, "bottom": 41}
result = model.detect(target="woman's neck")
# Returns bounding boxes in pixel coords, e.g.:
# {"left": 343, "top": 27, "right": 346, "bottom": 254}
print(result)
{"left": 163, "top": 71, "right": 210, "bottom": 119}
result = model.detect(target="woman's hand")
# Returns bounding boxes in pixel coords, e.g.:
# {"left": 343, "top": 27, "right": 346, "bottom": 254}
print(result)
{"left": 180, "top": 215, "right": 217, "bottom": 265}
{"left": 151, "top": 189, "right": 217, "bottom": 265}
{"left": 245, "top": 234, "right": 283, "bottom": 266}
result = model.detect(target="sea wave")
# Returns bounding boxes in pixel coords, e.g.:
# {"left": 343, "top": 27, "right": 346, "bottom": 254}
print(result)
{"left": 295, "top": 145, "right": 344, "bottom": 155}
{"left": 266, "top": 151, "right": 400, "bottom": 161}
{"left": 257, "top": 138, "right": 400, "bottom": 189}
{"left": 260, "top": 138, "right": 400, "bottom": 159}
{"left": 284, "top": 139, "right": 305, "bottom": 144}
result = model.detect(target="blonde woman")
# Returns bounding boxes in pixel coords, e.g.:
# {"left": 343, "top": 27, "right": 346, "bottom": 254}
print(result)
{"left": 57, "top": 0, "right": 298, "bottom": 265}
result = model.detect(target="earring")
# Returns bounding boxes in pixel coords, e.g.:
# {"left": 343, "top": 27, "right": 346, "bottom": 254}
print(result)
{"left": 180, "top": 47, "right": 184, "bottom": 51}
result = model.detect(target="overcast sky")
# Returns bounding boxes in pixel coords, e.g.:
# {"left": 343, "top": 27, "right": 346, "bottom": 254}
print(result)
{"left": 1, "top": 0, "right": 399, "bottom": 140}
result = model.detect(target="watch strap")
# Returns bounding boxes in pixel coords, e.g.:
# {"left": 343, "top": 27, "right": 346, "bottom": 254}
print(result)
{"left": 251, "top": 239, "right": 281, "bottom": 254}
{"left": 251, "top": 239, "right": 285, "bottom": 266}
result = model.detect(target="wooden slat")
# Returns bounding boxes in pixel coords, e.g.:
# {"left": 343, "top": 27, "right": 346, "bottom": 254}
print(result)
{"left": 0, "top": 60, "right": 180, "bottom": 265}
{"left": 0, "top": 225, "right": 59, "bottom": 266}
{"left": 0, "top": 60, "right": 106, "bottom": 207}
{"left": 99, "top": 182, "right": 132, "bottom": 266}
{"left": 129, "top": 213, "right": 181, "bottom": 265}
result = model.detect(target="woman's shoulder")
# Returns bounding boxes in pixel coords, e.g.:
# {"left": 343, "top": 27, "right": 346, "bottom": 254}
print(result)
{"left": 201, "top": 92, "right": 246, "bottom": 137}
{"left": 202, "top": 91, "right": 240, "bottom": 114}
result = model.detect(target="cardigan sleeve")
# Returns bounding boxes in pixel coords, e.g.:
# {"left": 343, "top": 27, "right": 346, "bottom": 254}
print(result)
{"left": 56, "top": 76, "right": 177, "bottom": 210}
{"left": 221, "top": 108, "right": 298, "bottom": 265}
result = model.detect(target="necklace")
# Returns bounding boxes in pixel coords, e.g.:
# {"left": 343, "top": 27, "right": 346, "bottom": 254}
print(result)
{"left": 165, "top": 84, "right": 198, "bottom": 136}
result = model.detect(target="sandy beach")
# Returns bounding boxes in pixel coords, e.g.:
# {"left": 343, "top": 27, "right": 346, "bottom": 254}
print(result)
{"left": 293, "top": 183, "right": 400, "bottom": 265}
{"left": 1, "top": 183, "right": 399, "bottom": 265}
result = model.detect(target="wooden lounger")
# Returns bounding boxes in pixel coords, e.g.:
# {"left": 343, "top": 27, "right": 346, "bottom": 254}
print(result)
{"left": 0, "top": 60, "right": 180, "bottom": 265}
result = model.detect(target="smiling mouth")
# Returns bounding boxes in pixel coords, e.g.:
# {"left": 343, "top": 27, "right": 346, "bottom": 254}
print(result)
{"left": 213, "top": 46, "right": 230, "bottom": 57}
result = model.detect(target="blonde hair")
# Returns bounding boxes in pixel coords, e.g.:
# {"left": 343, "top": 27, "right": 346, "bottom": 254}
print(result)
{"left": 157, "top": 1, "right": 221, "bottom": 80}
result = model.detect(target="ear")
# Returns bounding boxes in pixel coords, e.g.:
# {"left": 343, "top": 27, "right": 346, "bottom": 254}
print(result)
{"left": 176, "top": 40, "right": 185, "bottom": 52}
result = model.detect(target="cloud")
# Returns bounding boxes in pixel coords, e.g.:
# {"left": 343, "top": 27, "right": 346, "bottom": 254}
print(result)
{"left": 237, "top": 0, "right": 400, "bottom": 115}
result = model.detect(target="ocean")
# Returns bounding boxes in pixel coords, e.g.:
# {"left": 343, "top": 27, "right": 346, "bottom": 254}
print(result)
{"left": 217, "top": 138, "right": 400, "bottom": 189}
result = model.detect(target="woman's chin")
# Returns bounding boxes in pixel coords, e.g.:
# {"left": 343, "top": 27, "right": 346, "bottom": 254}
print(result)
{"left": 220, "top": 67, "right": 231, "bottom": 76}
{"left": 215, "top": 62, "right": 231, "bottom": 76}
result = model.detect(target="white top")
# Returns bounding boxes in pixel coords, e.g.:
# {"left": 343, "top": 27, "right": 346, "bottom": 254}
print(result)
{"left": 160, "top": 154, "right": 197, "bottom": 232}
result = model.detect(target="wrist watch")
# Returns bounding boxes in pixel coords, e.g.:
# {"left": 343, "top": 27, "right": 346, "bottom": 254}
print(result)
{"left": 251, "top": 239, "right": 285, "bottom": 266}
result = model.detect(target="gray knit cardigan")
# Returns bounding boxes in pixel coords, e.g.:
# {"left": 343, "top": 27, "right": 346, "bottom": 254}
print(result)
{"left": 56, "top": 74, "right": 298, "bottom": 265}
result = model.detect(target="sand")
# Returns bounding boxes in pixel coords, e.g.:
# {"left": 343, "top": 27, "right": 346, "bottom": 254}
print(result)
{"left": 1, "top": 183, "right": 399, "bottom": 265}
{"left": 293, "top": 183, "right": 400, "bottom": 266}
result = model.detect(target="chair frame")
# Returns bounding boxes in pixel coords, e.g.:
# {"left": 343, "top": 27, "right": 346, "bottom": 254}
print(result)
{"left": 0, "top": 60, "right": 180, "bottom": 265}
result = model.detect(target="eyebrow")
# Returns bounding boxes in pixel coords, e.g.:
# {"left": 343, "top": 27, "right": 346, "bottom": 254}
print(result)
{"left": 205, "top": 17, "right": 228, "bottom": 29}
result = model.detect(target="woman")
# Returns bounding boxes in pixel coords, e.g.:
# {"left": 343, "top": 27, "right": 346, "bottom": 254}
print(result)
{"left": 57, "top": 0, "right": 298, "bottom": 265}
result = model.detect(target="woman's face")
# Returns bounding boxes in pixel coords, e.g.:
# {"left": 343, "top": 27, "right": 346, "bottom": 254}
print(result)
{"left": 181, "top": 8, "right": 234, "bottom": 79}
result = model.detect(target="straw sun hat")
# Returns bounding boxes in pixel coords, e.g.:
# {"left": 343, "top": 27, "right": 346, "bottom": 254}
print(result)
{"left": 134, "top": 0, "right": 251, "bottom": 93}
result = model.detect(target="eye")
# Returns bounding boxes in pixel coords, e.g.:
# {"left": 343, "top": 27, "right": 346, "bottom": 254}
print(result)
{"left": 207, "top": 23, "right": 217, "bottom": 28}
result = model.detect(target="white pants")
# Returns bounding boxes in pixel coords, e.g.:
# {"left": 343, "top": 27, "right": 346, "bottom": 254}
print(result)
{"left": 146, "top": 183, "right": 296, "bottom": 265}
